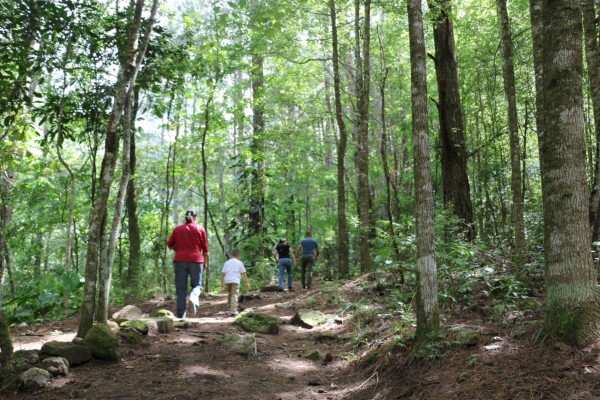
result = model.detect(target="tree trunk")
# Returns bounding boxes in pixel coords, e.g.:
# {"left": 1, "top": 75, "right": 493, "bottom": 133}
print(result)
{"left": 496, "top": 0, "right": 525, "bottom": 257}
{"left": 0, "top": 310, "right": 15, "bottom": 387}
{"left": 329, "top": 0, "right": 350, "bottom": 278}
{"left": 249, "top": 52, "right": 266, "bottom": 255}
{"left": 354, "top": 0, "right": 372, "bottom": 272}
{"left": 580, "top": 0, "right": 600, "bottom": 241}
{"left": 408, "top": 0, "right": 440, "bottom": 340}
{"left": 126, "top": 87, "right": 141, "bottom": 303}
{"left": 428, "top": 0, "right": 475, "bottom": 240}
{"left": 540, "top": 0, "right": 600, "bottom": 345}
{"left": 77, "top": 0, "right": 158, "bottom": 338}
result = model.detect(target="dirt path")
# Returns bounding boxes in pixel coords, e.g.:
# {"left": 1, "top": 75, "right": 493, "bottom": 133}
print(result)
{"left": 5, "top": 279, "right": 373, "bottom": 400}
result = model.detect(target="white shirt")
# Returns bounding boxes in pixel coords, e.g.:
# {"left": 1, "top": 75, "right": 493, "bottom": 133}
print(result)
{"left": 221, "top": 258, "right": 246, "bottom": 284}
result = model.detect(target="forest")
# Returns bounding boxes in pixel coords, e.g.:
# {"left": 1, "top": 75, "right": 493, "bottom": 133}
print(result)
{"left": 2, "top": 0, "right": 600, "bottom": 398}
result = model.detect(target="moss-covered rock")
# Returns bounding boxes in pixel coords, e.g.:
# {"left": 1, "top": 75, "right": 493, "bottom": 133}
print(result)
{"left": 84, "top": 323, "right": 120, "bottom": 361}
{"left": 222, "top": 333, "right": 256, "bottom": 357}
{"left": 303, "top": 350, "right": 321, "bottom": 361}
{"left": 150, "top": 309, "right": 175, "bottom": 318}
{"left": 235, "top": 312, "right": 280, "bottom": 334}
{"left": 120, "top": 319, "right": 150, "bottom": 334}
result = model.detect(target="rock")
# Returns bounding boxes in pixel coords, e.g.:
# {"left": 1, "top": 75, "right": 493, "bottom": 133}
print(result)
{"left": 21, "top": 367, "right": 51, "bottom": 391}
{"left": 150, "top": 309, "right": 175, "bottom": 319}
{"left": 39, "top": 341, "right": 92, "bottom": 366}
{"left": 323, "top": 353, "right": 334, "bottom": 364}
{"left": 111, "top": 305, "right": 144, "bottom": 323}
{"left": 11, "top": 350, "right": 40, "bottom": 373}
{"left": 303, "top": 350, "right": 321, "bottom": 361}
{"left": 120, "top": 319, "right": 149, "bottom": 334}
{"left": 84, "top": 323, "right": 120, "bottom": 361}
{"left": 41, "top": 357, "right": 69, "bottom": 376}
{"left": 291, "top": 309, "right": 329, "bottom": 329}
{"left": 235, "top": 312, "right": 280, "bottom": 335}
{"left": 222, "top": 333, "right": 257, "bottom": 357}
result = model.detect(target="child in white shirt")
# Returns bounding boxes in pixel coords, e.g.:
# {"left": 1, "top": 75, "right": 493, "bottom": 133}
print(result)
{"left": 221, "top": 249, "right": 251, "bottom": 315}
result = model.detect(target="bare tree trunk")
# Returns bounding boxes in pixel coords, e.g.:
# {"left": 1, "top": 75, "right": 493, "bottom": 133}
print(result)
{"left": 408, "top": 0, "right": 440, "bottom": 341}
{"left": 329, "top": 0, "right": 350, "bottom": 278}
{"left": 0, "top": 310, "right": 15, "bottom": 386}
{"left": 428, "top": 0, "right": 475, "bottom": 240}
{"left": 580, "top": 0, "right": 600, "bottom": 241}
{"left": 77, "top": 0, "right": 158, "bottom": 338}
{"left": 496, "top": 0, "right": 526, "bottom": 257}
{"left": 540, "top": 0, "right": 600, "bottom": 345}
{"left": 354, "top": 0, "right": 372, "bottom": 272}
{"left": 249, "top": 52, "right": 266, "bottom": 256}
{"left": 126, "top": 87, "right": 141, "bottom": 303}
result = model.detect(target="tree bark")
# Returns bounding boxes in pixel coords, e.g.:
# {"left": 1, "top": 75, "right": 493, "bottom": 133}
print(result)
{"left": 329, "top": 0, "right": 350, "bottom": 278}
{"left": 408, "top": 0, "right": 440, "bottom": 340}
{"left": 126, "top": 87, "right": 141, "bottom": 303}
{"left": 354, "top": 0, "right": 372, "bottom": 272}
{"left": 428, "top": 0, "right": 475, "bottom": 240}
{"left": 540, "top": 0, "right": 600, "bottom": 345}
{"left": 77, "top": 0, "right": 158, "bottom": 338}
{"left": 580, "top": 0, "right": 600, "bottom": 241}
{"left": 0, "top": 310, "right": 15, "bottom": 387}
{"left": 249, "top": 52, "right": 266, "bottom": 255}
{"left": 496, "top": 0, "right": 525, "bottom": 257}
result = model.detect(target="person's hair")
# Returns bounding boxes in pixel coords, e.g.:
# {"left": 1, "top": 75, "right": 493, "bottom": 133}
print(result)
{"left": 184, "top": 209, "right": 197, "bottom": 222}
{"left": 230, "top": 248, "right": 241, "bottom": 257}
{"left": 278, "top": 238, "right": 286, "bottom": 244}
{"left": 305, "top": 231, "right": 312, "bottom": 237}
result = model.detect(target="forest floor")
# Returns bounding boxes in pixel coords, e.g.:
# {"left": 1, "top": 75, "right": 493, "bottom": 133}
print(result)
{"left": 5, "top": 275, "right": 600, "bottom": 399}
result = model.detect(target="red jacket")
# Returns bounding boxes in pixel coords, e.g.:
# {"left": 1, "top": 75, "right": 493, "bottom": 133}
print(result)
{"left": 167, "top": 222, "right": 209, "bottom": 263}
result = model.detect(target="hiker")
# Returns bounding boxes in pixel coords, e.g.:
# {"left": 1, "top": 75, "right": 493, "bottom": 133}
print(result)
{"left": 295, "top": 231, "right": 319, "bottom": 289}
{"left": 167, "top": 209, "right": 209, "bottom": 318}
{"left": 221, "top": 248, "right": 251, "bottom": 316}
{"left": 273, "top": 238, "right": 296, "bottom": 292}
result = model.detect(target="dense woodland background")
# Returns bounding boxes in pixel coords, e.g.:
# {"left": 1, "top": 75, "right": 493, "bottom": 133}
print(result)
{"left": 2, "top": 0, "right": 600, "bottom": 362}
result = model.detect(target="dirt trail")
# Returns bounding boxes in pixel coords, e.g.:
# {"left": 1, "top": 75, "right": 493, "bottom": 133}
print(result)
{"left": 5, "top": 279, "right": 374, "bottom": 400}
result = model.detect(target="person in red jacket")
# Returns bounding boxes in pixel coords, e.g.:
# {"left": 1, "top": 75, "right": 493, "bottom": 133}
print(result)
{"left": 167, "top": 209, "right": 209, "bottom": 318}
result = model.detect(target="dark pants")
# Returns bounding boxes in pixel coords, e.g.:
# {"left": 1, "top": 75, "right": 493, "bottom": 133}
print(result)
{"left": 300, "top": 254, "right": 315, "bottom": 289}
{"left": 173, "top": 262, "right": 203, "bottom": 318}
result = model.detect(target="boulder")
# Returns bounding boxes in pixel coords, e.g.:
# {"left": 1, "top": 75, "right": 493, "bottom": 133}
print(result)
{"left": 111, "top": 305, "right": 144, "bottom": 323}
{"left": 222, "top": 333, "right": 257, "bottom": 357}
{"left": 21, "top": 367, "right": 51, "bottom": 391}
{"left": 11, "top": 350, "right": 40, "bottom": 372}
{"left": 120, "top": 319, "right": 149, "bottom": 334}
{"left": 39, "top": 341, "right": 92, "bottom": 366}
{"left": 235, "top": 312, "right": 280, "bottom": 335}
{"left": 41, "top": 357, "right": 69, "bottom": 376}
{"left": 291, "top": 309, "right": 328, "bottom": 329}
{"left": 150, "top": 309, "right": 175, "bottom": 319}
{"left": 84, "top": 323, "right": 120, "bottom": 361}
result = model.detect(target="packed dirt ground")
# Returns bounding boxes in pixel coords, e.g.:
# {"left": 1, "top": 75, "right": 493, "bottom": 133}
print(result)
{"left": 4, "top": 275, "right": 600, "bottom": 399}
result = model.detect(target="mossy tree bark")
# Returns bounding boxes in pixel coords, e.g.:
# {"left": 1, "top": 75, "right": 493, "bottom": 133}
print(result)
{"left": 540, "top": 0, "right": 600, "bottom": 345}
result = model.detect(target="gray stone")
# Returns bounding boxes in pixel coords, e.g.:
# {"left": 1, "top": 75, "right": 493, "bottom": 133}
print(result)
{"left": 291, "top": 309, "right": 329, "bottom": 329}
{"left": 41, "top": 357, "right": 69, "bottom": 376}
{"left": 111, "top": 305, "right": 144, "bottom": 323}
{"left": 21, "top": 367, "right": 51, "bottom": 391}
{"left": 222, "top": 333, "right": 257, "bottom": 357}
{"left": 39, "top": 341, "right": 92, "bottom": 366}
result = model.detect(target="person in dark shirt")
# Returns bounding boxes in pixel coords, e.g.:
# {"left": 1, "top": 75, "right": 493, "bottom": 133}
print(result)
{"left": 167, "top": 209, "right": 209, "bottom": 318}
{"left": 295, "top": 231, "right": 319, "bottom": 289}
{"left": 274, "top": 238, "right": 296, "bottom": 292}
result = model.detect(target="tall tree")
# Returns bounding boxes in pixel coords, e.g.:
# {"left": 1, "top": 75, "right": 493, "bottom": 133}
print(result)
{"left": 428, "top": 0, "right": 475, "bottom": 240}
{"left": 540, "top": 0, "right": 600, "bottom": 345}
{"left": 496, "top": 0, "right": 525, "bottom": 257}
{"left": 581, "top": 0, "right": 600, "bottom": 241}
{"left": 329, "top": 0, "right": 350, "bottom": 278}
{"left": 77, "top": 0, "right": 159, "bottom": 337}
{"left": 354, "top": 0, "right": 372, "bottom": 272}
{"left": 408, "top": 0, "right": 440, "bottom": 341}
